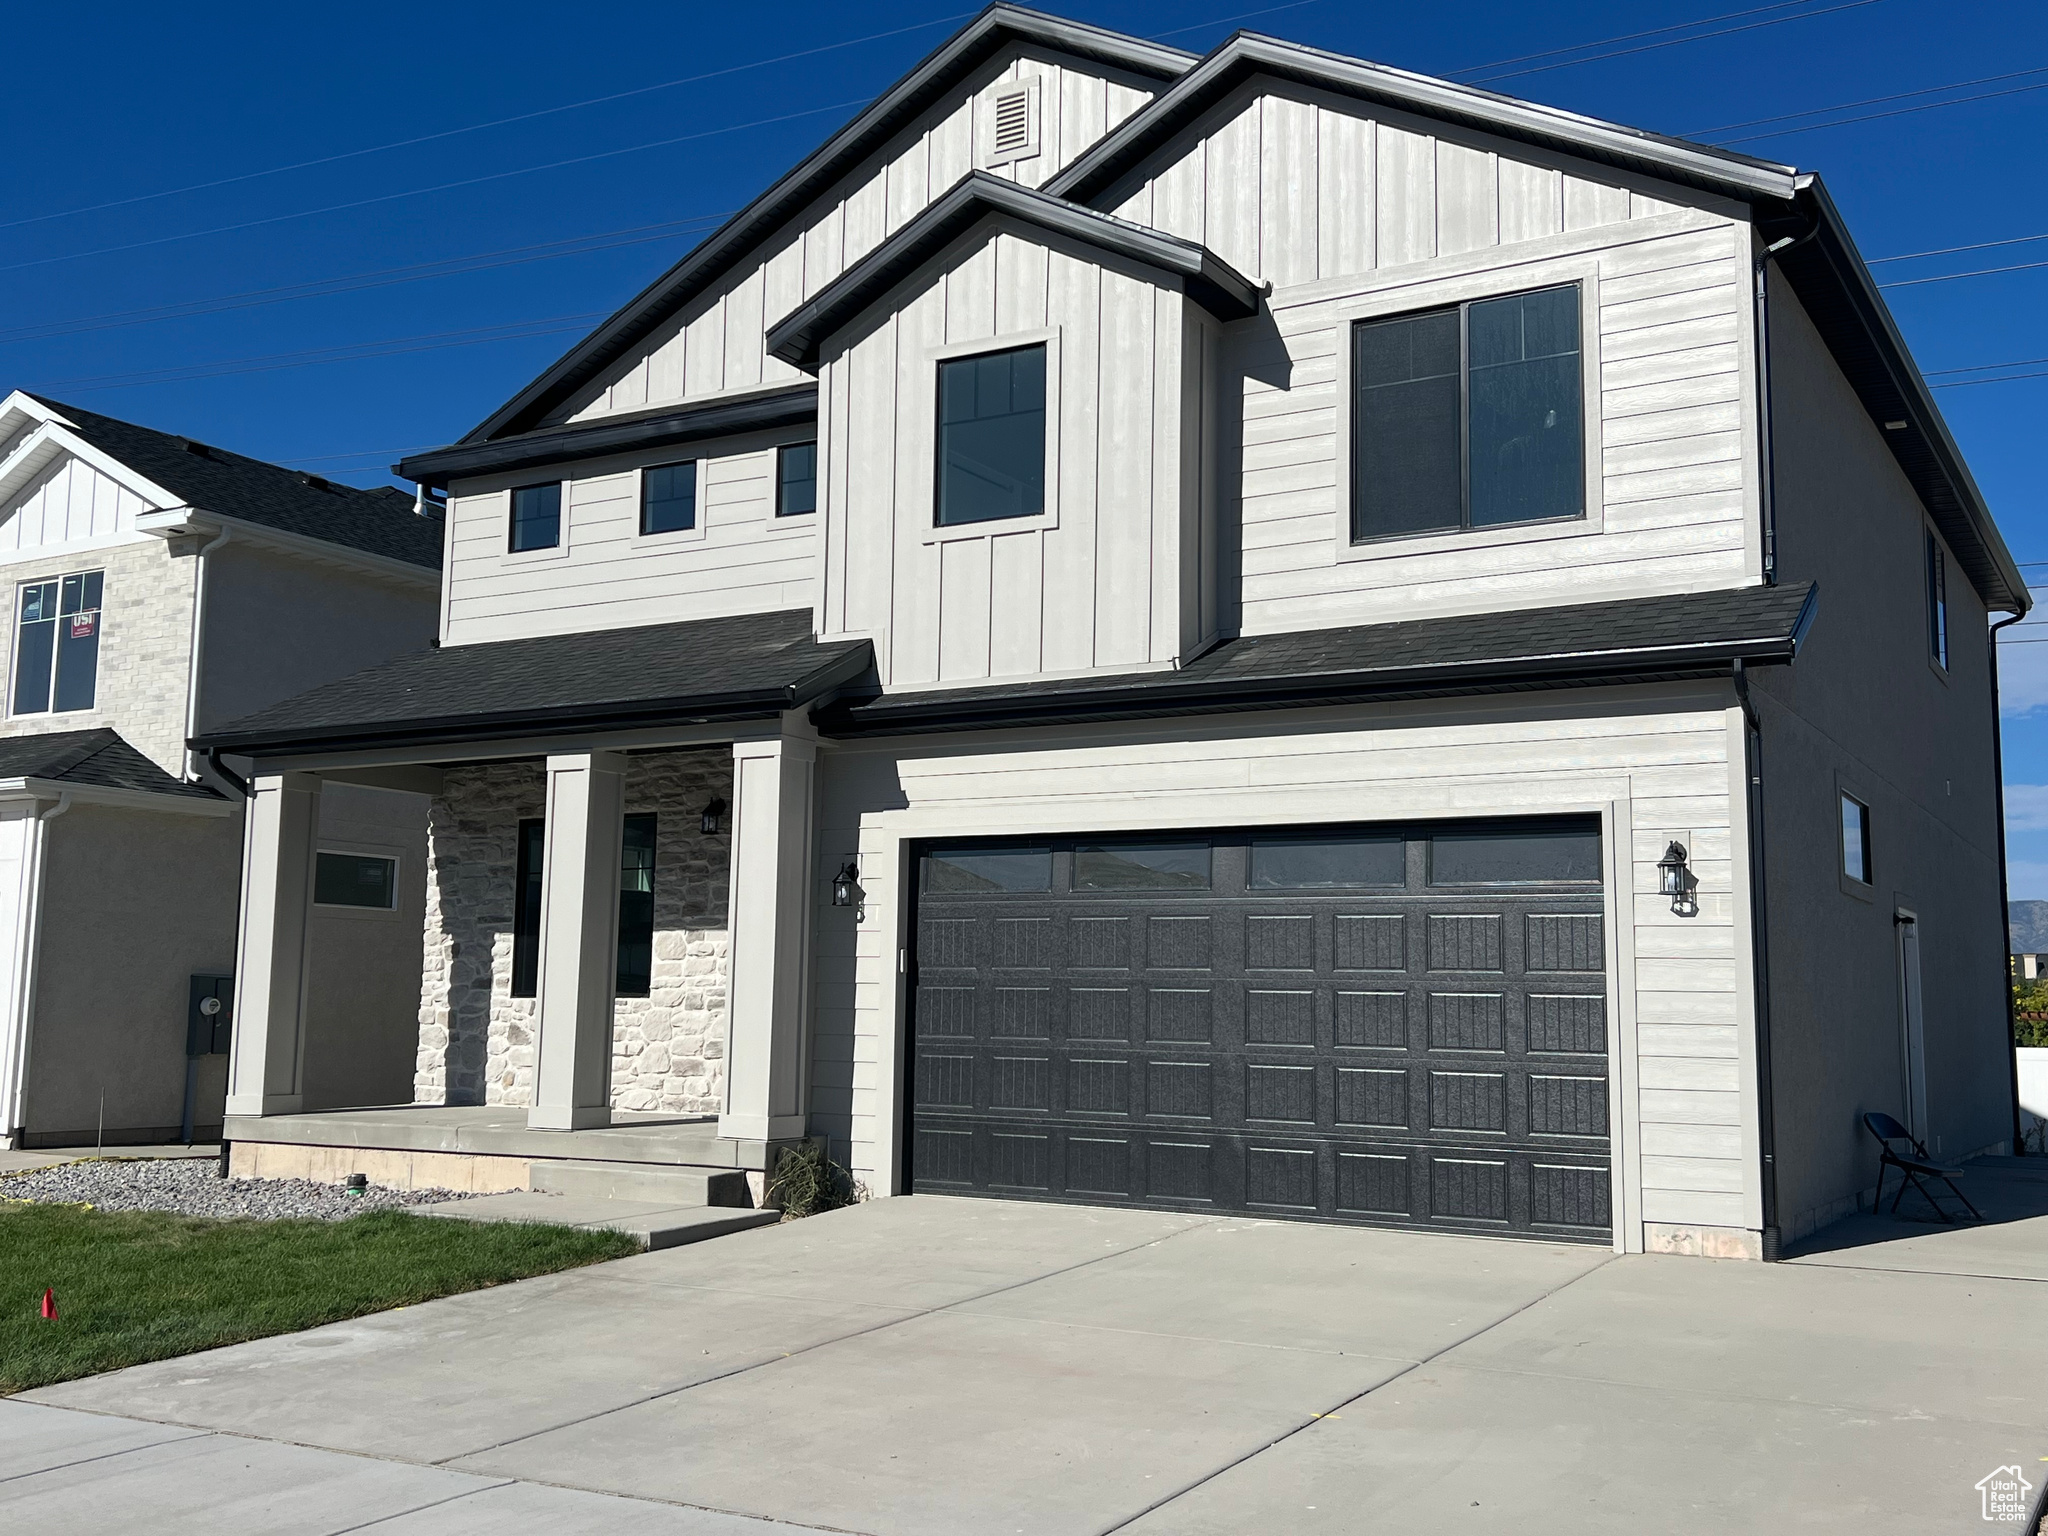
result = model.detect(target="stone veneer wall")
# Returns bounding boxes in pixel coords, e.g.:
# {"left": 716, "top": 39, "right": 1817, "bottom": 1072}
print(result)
{"left": 415, "top": 748, "right": 733, "bottom": 1114}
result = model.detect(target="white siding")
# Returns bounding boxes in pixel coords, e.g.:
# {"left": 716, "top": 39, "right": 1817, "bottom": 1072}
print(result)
{"left": 1108, "top": 82, "right": 1761, "bottom": 635}
{"left": 816, "top": 226, "right": 1206, "bottom": 688}
{"left": 555, "top": 49, "right": 1160, "bottom": 428}
{"left": 0, "top": 454, "right": 147, "bottom": 551}
{"left": 442, "top": 441, "right": 813, "bottom": 646}
{"left": 809, "top": 686, "right": 1756, "bottom": 1247}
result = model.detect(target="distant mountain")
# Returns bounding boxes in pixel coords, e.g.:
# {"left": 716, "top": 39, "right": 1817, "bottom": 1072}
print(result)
{"left": 2011, "top": 900, "right": 2048, "bottom": 953}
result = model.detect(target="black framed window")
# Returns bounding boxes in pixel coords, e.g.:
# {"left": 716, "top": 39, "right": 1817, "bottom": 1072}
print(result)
{"left": 314, "top": 852, "right": 397, "bottom": 910}
{"left": 511, "top": 818, "right": 546, "bottom": 997}
{"left": 1841, "top": 794, "right": 1872, "bottom": 885}
{"left": 1352, "top": 284, "right": 1583, "bottom": 542}
{"left": 510, "top": 816, "right": 659, "bottom": 998}
{"left": 1926, "top": 532, "right": 1948, "bottom": 669}
{"left": 777, "top": 442, "right": 816, "bottom": 517}
{"left": 1431, "top": 823, "right": 1601, "bottom": 886}
{"left": 1074, "top": 842, "right": 1211, "bottom": 890}
{"left": 641, "top": 461, "right": 696, "bottom": 536}
{"left": 509, "top": 483, "right": 562, "bottom": 552}
{"left": 936, "top": 343, "right": 1045, "bottom": 526}
{"left": 617, "top": 814, "right": 657, "bottom": 997}
{"left": 13, "top": 570, "right": 103, "bottom": 715}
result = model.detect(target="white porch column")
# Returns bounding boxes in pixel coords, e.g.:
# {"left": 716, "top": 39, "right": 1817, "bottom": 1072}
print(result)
{"left": 226, "top": 772, "right": 322, "bottom": 1116}
{"left": 720, "top": 733, "right": 818, "bottom": 1142}
{"left": 530, "top": 751, "right": 626, "bottom": 1131}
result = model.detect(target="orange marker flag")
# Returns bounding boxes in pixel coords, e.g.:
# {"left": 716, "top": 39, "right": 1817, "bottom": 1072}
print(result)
{"left": 39, "top": 1288, "right": 56, "bottom": 1321}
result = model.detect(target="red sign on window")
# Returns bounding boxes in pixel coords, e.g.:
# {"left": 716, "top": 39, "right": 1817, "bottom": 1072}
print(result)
{"left": 69, "top": 612, "right": 95, "bottom": 640}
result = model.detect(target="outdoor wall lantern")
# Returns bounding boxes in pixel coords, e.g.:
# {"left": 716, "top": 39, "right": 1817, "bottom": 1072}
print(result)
{"left": 1657, "top": 841, "right": 1697, "bottom": 917}
{"left": 831, "top": 860, "right": 863, "bottom": 909}
{"left": 700, "top": 798, "right": 727, "bottom": 835}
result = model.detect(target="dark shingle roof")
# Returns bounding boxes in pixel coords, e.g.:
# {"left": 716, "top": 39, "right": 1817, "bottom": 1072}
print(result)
{"left": 0, "top": 728, "right": 220, "bottom": 799}
{"left": 818, "top": 583, "right": 1818, "bottom": 736}
{"left": 195, "top": 608, "right": 873, "bottom": 755}
{"left": 31, "top": 396, "right": 443, "bottom": 571}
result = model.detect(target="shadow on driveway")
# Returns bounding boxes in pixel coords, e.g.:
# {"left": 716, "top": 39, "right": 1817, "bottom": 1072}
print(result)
{"left": 1786, "top": 1154, "right": 2048, "bottom": 1281}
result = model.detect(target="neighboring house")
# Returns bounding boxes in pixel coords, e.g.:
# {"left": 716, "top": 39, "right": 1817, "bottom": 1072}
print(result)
{"left": 0, "top": 392, "right": 443, "bottom": 1148}
{"left": 199, "top": 8, "right": 2026, "bottom": 1257}
{"left": 2008, "top": 898, "right": 2048, "bottom": 980}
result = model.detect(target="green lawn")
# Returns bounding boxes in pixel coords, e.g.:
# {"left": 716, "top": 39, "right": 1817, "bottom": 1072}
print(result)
{"left": 0, "top": 1203, "right": 635, "bottom": 1394}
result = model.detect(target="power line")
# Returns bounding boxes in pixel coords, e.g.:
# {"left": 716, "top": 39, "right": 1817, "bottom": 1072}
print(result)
{"left": 0, "top": 14, "right": 971, "bottom": 234}
{"left": 1152, "top": 0, "right": 1321, "bottom": 40}
{"left": 1926, "top": 356, "right": 2048, "bottom": 377}
{"left": 1930, "top": 369, "right": 2048, "bottom": 390}
{"left": 1462, "top": 0, "right": 1879, "bottom": 85}
{"left": 0, "top": 99, "right": 868, "bottom": 276}
{"left": 1869, "top": 231, "right": 2048, "bottom": 265}
{"left": 1451, "top": 0, "right": 1825, "bottom": 78}
{"left": 0, "top": 214, "right": 732, "bottom": 348}
{"left": 1879, "top": 256, "right": 2048, "bottom": 290}
{"left": 1713, "top": 77, "right": 2048, "bottom": 144}
{"left": 1686, "top": 64, "right": 2048, "bottom": 138}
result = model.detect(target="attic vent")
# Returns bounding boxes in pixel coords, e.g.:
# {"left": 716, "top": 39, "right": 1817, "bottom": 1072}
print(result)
{"left": 985, "top": 81, "right": 1040, "bottom": 168}
{"left": 177, "top": 437, "right": 216, "bottom": 459}
{"left": 299, "top": 472, "right": 337, "bottom": 492}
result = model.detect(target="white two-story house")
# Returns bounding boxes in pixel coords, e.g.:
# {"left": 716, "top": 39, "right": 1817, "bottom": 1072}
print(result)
{"left": 200, "top": 8, "right": 2026, "bottom": 1257}
{"left": 0, "top": 392, "right": 443, "bottom": 1148}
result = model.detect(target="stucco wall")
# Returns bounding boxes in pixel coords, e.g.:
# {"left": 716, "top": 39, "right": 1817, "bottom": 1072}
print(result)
{"left": 416, "top": 749, "right": 733, "bottom": 1115}
{"left": 1758, "top": 270, "right": 2013, "bottom": 1234}
{"left": 24, "top": 801, "right": 240, "bottom": 1143}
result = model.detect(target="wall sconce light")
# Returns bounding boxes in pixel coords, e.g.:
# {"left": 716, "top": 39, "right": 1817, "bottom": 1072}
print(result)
{"left": 1657, "top": 841, "right": 1697, "bottom": 917}
{"left": 700, "top": 798, "right": 726, "bottom": 835}
{"left": 831, "top": 860, "right": 863, "bottom": 909}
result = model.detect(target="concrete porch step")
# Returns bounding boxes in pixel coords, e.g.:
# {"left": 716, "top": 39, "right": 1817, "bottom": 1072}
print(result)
{"left": 406, "top": 1191, "right": 781, "bottom": 1251}
{"left": 528, "top": 1158, "right": 751, "bottom": 1206}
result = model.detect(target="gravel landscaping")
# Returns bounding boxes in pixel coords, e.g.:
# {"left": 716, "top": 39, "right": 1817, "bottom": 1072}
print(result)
{"left": 0, "top": 1158, "right": 474, "bottom": 1221}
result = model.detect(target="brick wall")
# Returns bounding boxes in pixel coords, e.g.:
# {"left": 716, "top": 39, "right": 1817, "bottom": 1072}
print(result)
{"left": 0, "top": 537, "right": 195, "bottom": 776}
{"left": 416, "top": 749, "right": 733, "bottom": 1115}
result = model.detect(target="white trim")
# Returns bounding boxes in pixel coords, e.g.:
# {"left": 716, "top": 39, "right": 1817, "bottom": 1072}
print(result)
{"left": 629, "top": 456, "right": 709, "bottom": 549}
{"left": 134, "top": 509, "right": 439, "bottom": 589}
{"left": 5, "top": 565, "right": 106, "bottom": 723}
{"left": 0, "top": 777, "right": 236, "bottom": 817}
{"left": 0, "top": 799, "right": 55, "bottom": 1145}
{"left": 497, "top": 483, "right": 570, "bottom": 567}
{"left": 1329, "top": 262, "right": 1605, "bottom": 568}
{"left": 920, "top": 326, "right": 1063, "bottom": 547}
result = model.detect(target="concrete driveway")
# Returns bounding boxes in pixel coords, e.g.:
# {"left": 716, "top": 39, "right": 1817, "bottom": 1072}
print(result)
{"left": 7, "top": 1166, "right": 2048, "bottom": 1535}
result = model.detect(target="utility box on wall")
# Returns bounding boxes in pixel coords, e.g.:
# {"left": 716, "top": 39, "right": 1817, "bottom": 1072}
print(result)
{"left": 187, "top": 974, "right": 233, "bottom": 1058}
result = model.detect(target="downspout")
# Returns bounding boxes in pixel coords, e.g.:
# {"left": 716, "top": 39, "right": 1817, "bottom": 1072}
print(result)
{"left": 1753, "top": 223, "right": 1817, "bottom": 588}
{"left": 184, "top": 525, "right": 236, "bottom": 793}
{"left": 1990, "top": 610, "right": 2026, "bottom": 1151}
{"left": 1, "top": 792, "right": 72, "bottom": 1147}
{"left": 1731, "top": 661, "right": 1781, "bottom": 1258}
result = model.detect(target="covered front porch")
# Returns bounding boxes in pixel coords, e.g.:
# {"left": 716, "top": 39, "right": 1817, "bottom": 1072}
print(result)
{"left": 197, "top": 609, "right": 873, "bottom": 1197}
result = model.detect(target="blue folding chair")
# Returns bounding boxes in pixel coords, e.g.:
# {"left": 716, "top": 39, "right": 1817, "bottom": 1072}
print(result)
{"left": 1863, "top": 1112, "right": 1982, "bottom": 1223}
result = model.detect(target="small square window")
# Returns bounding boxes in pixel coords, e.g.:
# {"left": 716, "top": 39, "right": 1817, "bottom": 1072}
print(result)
{"left": 641, "top": 461, "right": 697, "bottom": 536}
{"left": 936, "top": 344, "right": 1046, "bottom": 527}
{"left": 1926, "top": 532, "right": 1948, "bottom": 670}
{"left": 314, "top": 852, "right": 397, "bottom": 910}
{"left": 509, "top": 483, "right": 562, "bottom": 552}
{"left": 777, "top": 442, "right": 816, "bottom": 517}
{"left": 1841, "top": 794, "right": 1872, "bottom": 885}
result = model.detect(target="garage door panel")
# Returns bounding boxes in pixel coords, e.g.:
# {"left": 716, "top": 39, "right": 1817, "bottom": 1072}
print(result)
{"left": 909, "top": 822, "right": 1610, "bottom": 1242}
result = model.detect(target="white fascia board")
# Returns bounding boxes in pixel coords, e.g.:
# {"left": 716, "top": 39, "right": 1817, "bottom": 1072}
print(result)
{"left": 0, "top": 776, "right": 235, "bottom": 818}
{"left": 0, "top": 418, "right": 182, "bottom": 512}
{"left": 134, "top": 508, "right": 439, "bottom": 589}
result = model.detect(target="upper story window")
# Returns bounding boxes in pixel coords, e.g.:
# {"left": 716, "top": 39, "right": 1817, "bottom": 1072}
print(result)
{"left": 14, "top": 570, "right": 103, "bottom": 716}
{"left": 936, "top": 344, "right": 1045, "bottom": 527}
{"left": 1352, "top": 285, "right": 1583, "bottom": 543}
{"left": 777, "top": 442, "right": 817, "bottom": 517}
{"left": 1926, "top": 531, "right": 1948, "bottom": 670}
{"left": 641, "top": 461, "right": 697, "bottom": 535}
{"left": 509, "top": 482, "right": 562, "bottom": 552}
{"left": 1841, "top": 793, "right": 1872, "bottom": 885}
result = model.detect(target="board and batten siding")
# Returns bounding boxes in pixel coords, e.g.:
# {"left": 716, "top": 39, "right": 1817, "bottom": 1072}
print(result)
{"left": 441, "top": 440, "right": 813, "bottom": 646}
{"left": 1103, "top": 82, "right": 1763, "bottom": 634}
{"left": 816, "top": 224, "right": 1217, "bottom": 688}
{"left": 553, "top": 52, "right": 1160, "bottom": 429}
{"left": 0, "top": 453, "right": 150, "bottom": 554}
{"left": 806, "top": 687, "right": 1761, "bottom": 1251}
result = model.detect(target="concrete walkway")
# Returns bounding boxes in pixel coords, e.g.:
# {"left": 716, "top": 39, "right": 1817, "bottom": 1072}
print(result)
{"left": 7, "top": 1183, "right": 2047, "bottom": 1535}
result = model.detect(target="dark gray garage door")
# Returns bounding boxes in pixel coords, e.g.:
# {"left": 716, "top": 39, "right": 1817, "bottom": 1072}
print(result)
{"left": 907, "top": 820, "right": 1611, "bottom": 1241}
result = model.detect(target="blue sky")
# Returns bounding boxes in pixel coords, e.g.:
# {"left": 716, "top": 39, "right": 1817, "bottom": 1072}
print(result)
{"left": 6, "top": 0, "right": 2046, "bottom": 884}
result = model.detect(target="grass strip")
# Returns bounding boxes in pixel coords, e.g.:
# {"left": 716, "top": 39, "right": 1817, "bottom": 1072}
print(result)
{"left": 0, "top": 1203, "right": 635, "bottom": 1393}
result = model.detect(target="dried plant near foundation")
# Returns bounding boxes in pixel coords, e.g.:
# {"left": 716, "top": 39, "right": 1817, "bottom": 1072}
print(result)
{"left": 767, "top": 1142, "right": 866, "bottom": 1219}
